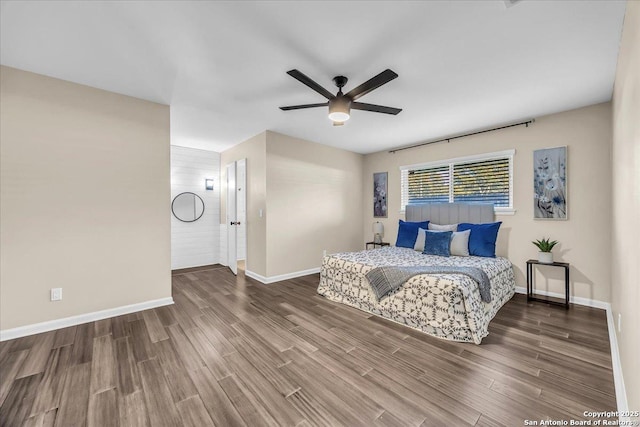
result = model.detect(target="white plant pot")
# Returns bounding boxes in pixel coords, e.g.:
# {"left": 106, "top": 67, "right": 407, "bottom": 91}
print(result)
{"left": 538, "top": 251, "right": 553, "bottom": 264}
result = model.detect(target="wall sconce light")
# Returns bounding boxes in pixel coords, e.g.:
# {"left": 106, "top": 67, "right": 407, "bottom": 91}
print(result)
{"left": 205, "top": 179, "right": 214, "bottom": 191}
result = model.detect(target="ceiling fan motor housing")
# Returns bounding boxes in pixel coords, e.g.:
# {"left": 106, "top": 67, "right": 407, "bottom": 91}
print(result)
{"left": 329, "top": 94, "right": 351, "bottom": 122}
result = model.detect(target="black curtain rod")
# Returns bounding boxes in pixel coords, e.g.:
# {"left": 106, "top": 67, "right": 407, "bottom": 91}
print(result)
{"left": 388, "top": 119, "right": 535, "bottom": 154}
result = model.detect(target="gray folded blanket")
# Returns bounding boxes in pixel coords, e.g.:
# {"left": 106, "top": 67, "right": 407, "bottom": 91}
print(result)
{"left": 365, "top": 265, "right": 492, "bottom": 302}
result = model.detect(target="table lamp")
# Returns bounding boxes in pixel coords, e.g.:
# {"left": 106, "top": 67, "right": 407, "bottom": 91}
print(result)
{"left": 373, "top": 221, "right": 384, "bottom": 244}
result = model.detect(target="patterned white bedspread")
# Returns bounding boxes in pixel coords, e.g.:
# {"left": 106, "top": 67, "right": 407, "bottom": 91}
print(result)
{"left": 317, "top": 246, "right": 516, "bottom": 344}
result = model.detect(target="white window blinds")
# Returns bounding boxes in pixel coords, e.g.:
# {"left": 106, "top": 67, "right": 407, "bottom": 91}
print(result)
{"left": 400, "top": 150, "right": 514, "bottom": 212}
{"left": 406, "top": 165, "right": 450, "bottom": 204}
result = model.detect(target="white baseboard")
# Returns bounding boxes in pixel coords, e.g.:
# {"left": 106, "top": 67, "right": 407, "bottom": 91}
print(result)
{"left": 606, "top": 307, "right": 629, "bottom": 417}
{"left": 0, "top": 297, "right": 174, "bottom": 341}
{"left": 245, "top": 267, "right": 321, "bottom": 284}
{"left": 514, "top": 287, "right": 629, "bottom": 416}
{"left": 514, "top": 287, "right": 609, "bottom": 309}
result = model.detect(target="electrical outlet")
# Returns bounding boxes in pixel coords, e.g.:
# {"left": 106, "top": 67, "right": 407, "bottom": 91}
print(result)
{"left": 323, "top": 250, "right": 327, "bottom": 257}
{"left": 618, "top": 313, "right": 622, "bottom": 333}
{"left": 51, "top": 288, "right": 62, "bottom": 301}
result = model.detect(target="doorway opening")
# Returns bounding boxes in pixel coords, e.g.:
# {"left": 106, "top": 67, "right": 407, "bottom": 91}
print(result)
{"left": 226, "top": 158, "right": 247, "bottom": 276}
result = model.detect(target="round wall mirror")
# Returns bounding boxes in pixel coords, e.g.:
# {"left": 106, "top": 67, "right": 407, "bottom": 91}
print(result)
{"left": 172, "top": 192, "right": 205, "bottom": 222}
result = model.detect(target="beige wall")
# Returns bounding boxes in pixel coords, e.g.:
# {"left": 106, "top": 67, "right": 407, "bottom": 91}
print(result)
{"left": 265, "top": 131, "right": 364, "bottom": 277}
{"left": 220, "top": 132, "right": 267, "bottom": 276}
{"left": 0, "top": 66, "right": 171, "bottom": 330}
{"left": 612, "top": 1, "right": 640, "bottom": 411}
{"left": 363, "top": 103, "right": 612, "bottom": 302}
{"left": 221, "top": 130, "right": 364, "bottom": 279}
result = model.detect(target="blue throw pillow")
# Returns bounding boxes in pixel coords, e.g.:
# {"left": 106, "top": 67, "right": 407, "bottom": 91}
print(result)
{"left": 457, "top": 222, "right": 502, "bottom": 257}
{"left": 422, "top": 230, "right": 452, "bottom": 257}
{"left": 395, "top": 220, "right": 429, "bottom": 248}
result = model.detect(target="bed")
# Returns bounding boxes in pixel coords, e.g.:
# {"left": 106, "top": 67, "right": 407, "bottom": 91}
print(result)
{"left": 317, "top": 203, "right": 516, "bottom": 344}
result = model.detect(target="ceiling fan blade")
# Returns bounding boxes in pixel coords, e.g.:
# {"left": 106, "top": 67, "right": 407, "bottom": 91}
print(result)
{"left": 280, "top": 102, "right": 328, "bottom": 111}
{"left": 352, "top": 102, "right": 402, "bottom": 115}
{"left": 345, "top": 69, "right": 399, "bottom": 101}
{"left": 286, "top": 70, "right": 335, "bottom": 100}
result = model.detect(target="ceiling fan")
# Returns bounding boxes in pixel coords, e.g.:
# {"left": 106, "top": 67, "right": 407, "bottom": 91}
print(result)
{"left": 280, "top": 69, "right": 402, "bottom": 126}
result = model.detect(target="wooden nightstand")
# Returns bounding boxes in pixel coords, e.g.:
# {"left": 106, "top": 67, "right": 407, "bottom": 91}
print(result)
{"left": 365, "top": 242, "right": 390, "bottom": 250}
{"left": 526, "top": 259, "right": 570, "bottom": 309}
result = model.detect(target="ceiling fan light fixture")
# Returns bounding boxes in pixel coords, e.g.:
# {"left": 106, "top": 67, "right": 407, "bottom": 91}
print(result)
{"left": 328, "top": 111, "right": 350, "bottom": 122}
{"left": 328, "top": 96, "right": 351, "bottom": 122}
{"left": 280, "top": 69, "right": 401, "bottom": 122}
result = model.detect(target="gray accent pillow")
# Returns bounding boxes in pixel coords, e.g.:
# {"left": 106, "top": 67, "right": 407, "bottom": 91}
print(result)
{"left": 414, "top": 227, "right": 428, "bottom": 251}
{"left": 450, "top": 229, "right": 471, "bottom": 256}
{"left": 428, "top": 222, "right": 458, "bottom": 232}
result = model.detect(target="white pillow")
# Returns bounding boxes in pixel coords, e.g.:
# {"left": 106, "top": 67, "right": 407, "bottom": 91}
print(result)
{"left": 414, "top": 228, "right": 427, "bottom": 251}
{"left": 428, "top": 223, "right": 458, "bottom": 232}
{"left": 450, "top": 229, "right": 471, "bottom": 256}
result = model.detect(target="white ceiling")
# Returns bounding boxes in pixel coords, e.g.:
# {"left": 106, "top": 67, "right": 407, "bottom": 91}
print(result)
{"left": 0, "top": 1, "right": 626, "bottom": 154}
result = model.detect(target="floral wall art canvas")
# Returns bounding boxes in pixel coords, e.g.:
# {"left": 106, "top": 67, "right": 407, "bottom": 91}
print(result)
{"left": 373, "top": 172, "right": 388, "bottom": 217}
{"left": 533, "top": 146, "right": 567, "bottom": 219}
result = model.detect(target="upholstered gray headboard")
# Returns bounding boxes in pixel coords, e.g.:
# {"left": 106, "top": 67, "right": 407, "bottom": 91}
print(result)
{"left": 406, "top": 203, "right": 494, "bottom": 224}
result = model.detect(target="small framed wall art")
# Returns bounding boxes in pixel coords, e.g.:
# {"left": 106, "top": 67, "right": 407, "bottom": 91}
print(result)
{"left": 533, "top": 146, "right": 567, "bottom": 220}
{"left": 373, "top": 172, "right": 388, "bottom": 218}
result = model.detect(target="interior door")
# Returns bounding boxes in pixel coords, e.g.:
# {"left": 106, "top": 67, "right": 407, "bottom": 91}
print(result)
{"left": 236, "top": 159, "right": 247, "bottom": 261}
{"left": 226, "top": 162, "right": 237, "bottom": 275}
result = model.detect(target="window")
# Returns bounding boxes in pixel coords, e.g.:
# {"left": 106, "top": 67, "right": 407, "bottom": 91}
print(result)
{"left": 400, "top": 150, "right": 515, "bottom": 214}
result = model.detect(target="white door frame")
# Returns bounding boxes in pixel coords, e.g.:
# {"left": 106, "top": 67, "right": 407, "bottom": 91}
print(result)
{"left": 226, "top": 162, "right": 237, "bottom": 275}
{"left": 236, "top": 159, "right": 247, "bottom": 263}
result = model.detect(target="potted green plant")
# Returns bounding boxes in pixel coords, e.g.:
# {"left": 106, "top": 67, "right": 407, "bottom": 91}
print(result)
{"left": 532, "top": 237, "right": 558, "bottom": 264}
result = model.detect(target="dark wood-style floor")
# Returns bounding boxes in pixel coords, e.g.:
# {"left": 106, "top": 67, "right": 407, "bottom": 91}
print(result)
{"left": 0, "top": 265, "right": 617, "bottom": 427}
